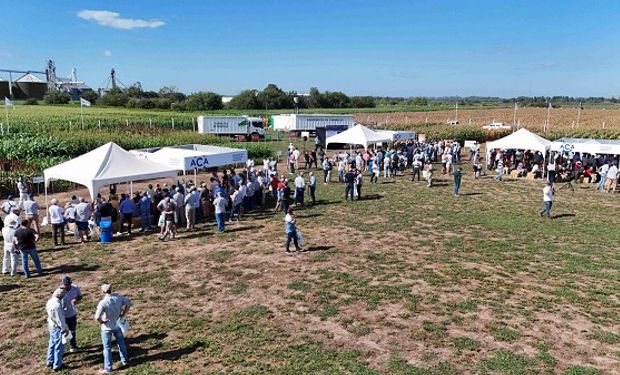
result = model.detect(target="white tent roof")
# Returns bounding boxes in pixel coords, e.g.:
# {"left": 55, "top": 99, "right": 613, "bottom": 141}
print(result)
{"left": 129, "top": 144, "right": 248, "bottom": 171}
{"left": 326, "top": 124, "right": 392, "bottom": 149}
{"left": 550, "top": 137, "right": 620, "bottom": 155}
{"left": 44, "top": 142, "right": 178, "bottom": 200}
{"left": 486, "top": 128, "right": 551, "bottom": 154}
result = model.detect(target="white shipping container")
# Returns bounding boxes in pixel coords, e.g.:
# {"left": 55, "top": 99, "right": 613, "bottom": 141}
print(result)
{"left": 270, "top": 114, "right": 353, "bottom": 132}
{"left": 197, "top": 116, "right": 265, "bottom": 136}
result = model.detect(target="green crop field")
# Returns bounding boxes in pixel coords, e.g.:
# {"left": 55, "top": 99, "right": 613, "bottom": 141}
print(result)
{"left": 0, "top": 145, "right": 618, "bottom": 374}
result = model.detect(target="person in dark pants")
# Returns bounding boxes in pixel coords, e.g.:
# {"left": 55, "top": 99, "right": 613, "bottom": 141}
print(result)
{"left": 308, "top": 172, "right": 317, "bottom": 205}
{"left": 13, "top": 220, "right": 43, "bottom": 278}
{"left": 282, "top": 181, "right": 291, "bottom": 214}
{"left": 118, "top": 194, "right": 135, "bottom": 235}
{"left": 61, "top": 276, "right": 82, "bottom": 352}
{"left": 453, "top": 167, "right": 462, "bottom": 196}
{"left": 284, "top": 207, "right": 301, "bottom": 254}
{"left": 344, "top": 169, "right": 356, "bottom": 201}
{"left": 294, "top": 173, "right": 305, "bottom": 206}
{"left": 411, "top": 159, "right": 421, "bottom": 181}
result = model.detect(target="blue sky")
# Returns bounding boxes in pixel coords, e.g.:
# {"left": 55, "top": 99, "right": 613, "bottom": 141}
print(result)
{"left": 1, "top": 0, "right": 619, "bottom": 97}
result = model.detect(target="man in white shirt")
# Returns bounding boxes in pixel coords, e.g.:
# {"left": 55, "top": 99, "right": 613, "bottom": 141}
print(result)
{"left": 540, "top": 183, "right": 554, "bottom": 218}
{"left": 2, "top": 219, "right": 18, "bottom": 276}
{"left": 308, "top": 172, "right": 317, "bottom": 205}
{"left": 184, "top": 187, "right": 199, "bottom": 230}
{"left": 74, "top": 198, "right": 93, "bottom": 243}
{"left": 229, "top": 185, "right": 243, "bottom": 222}
{"left": 213, "top": 192, "right": 227, "bottom": 232}
{"left": 46, "top": 288, "right": 68, "bottom": 371}
{"left": 598, "top": 162, "right": 609, "bottom": 191}
{"left": 605, "top": 162, "right": 618, "bottom": 193}
{"left": 21, "top": 194, "right": 40, "bottom": 234}
{"left": 17, "top": 177, "right": 28, "bottom": 205}
{"left": 294, "top": 173, "right": 305, "bottom": 206}
{"left": 95, "top": 284, "right": 131, "bottom": 373}
{"left": 173, "top": 188, "right": 185, "bottom": 227}
{"left": 48, "top": 199, "right": 65, "bottom": 246}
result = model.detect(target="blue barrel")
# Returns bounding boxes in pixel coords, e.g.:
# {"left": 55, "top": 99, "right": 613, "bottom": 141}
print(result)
{"left": 100, "top": 219, "right": 112, "bottom": 244}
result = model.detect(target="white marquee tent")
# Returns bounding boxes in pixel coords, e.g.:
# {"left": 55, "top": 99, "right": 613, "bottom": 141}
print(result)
{"left": 325, "top": 124, "right": 392, "bottom": 149}
{"left": 486, "top": 128, "right": 552, "bottom": 155}
{"left": 44, "top": 142, "right": 178, "bottom": 201}
{"left": 550, "top": 137, "right": 620, "bottom": 156}
{"left": 129, "top": 144, "right": 248, "bottom": 173}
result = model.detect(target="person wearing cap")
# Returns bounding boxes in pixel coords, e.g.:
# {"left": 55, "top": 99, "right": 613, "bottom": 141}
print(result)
{"left": 1, "top": 194, "right": 18, "bottom": 215}
{"left": 213, "top": 191, "right": 227, "bottom": 232}
{"left": 49, "top": 199, "right": 65, "bottom": 246}
{"left": 21, "top": 193, "right": 40, "bottom": 234}
{"left": 95, "top": 283, "right": 132, "bottom": 373}
{"left": 47, "top": 288, "right": 68, "bottom": 371}
{"left": 61, "top": 276, "right": 82, "bottom": 352}
{"left": 2, "top": 218, "right": 18, "bottom": 276}
{"left": 13, "top": 219, "right": 43, "bottom": 278}
{"left": 3, "top": 206, "right": 22, "bottom": 229}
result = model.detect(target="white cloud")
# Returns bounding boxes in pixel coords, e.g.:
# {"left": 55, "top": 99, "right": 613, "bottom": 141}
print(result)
{"left": 77, "top": 9, "right": 165, "bottom": 30}
{"left": 103, "top": 50, "right": 112, "bottom": 57}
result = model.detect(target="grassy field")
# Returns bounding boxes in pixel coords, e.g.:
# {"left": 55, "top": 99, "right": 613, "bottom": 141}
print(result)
{"left": 0, "top": 144, "right": 618, "bottom": 374}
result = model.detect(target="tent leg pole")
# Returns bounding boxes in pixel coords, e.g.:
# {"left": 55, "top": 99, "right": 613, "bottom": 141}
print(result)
{"left": 130, "top": 181, "right": 133, "bottom": 195}
{"left": 44, "top": 183, "right": 50, "bottom": 224}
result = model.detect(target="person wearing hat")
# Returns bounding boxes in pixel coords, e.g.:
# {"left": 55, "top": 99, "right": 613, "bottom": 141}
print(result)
{"left": 95, "top": 283, "right": 132, "bottom": 373}
{"left": 2, "top": 218, "right": 18, "bottom": 276}
{"left": 60, "top": 276, "right": 82, "bottom": 352}
{"left": 3, "top": 206, "right": 22, "bottom": 229}
{"left": 46, "top": 288, "right": 68, "bottom": 371}
{"left": 13, "top": 219, "right": 43, "bottom": 278}
{"left": 1, "top": 194, "right": 18, "bottom": 215}
{"left": 48, "top": 199, "right": 65, "bottom": 246}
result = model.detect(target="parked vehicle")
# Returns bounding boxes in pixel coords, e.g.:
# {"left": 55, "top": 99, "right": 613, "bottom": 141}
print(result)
{"left": 269, "top": 114, "right": 353, "bottom": 134}
{"left": 197, "top": 116, "right": 265, "bottom": 137}
{"left": 482, "top": 122, "right": 512, "bottom": 130}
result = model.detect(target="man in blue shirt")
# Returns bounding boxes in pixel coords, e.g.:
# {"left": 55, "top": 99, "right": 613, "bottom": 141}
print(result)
{"left": 138, "top": 193, "right": 151, "bottom": 232}
{"left": 118, "top": 195, "right": 135, "bottom": 235}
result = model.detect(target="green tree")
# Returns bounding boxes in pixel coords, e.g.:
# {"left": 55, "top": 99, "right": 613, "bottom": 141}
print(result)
{"left": 97, "top": 88, "right": 128, "bottom": 106}
{"left": 80, "top": 90, "right": 99, "bottom": 104}
{"left": 228, "top": 89, "right": 261, "bottom": 109}
{"left": 322, "top": 91, "right": 351, "bottom": 108}
{"left": 308, "top": 87, "right": 322, "bottom": 108}
{"left": 257, "top": 84, "right": 290, "bottom": 110}
{"left": 407, "top": 97, "right": 428, "bottom": 106}
{"left": 350, "top": 96, "right": 375, "bottom": 108}
{"left": 185, "top": 92, "right": 223, "bottom": 111}
{"left": 43, "top": 91, "right": 71, "bottom": 105}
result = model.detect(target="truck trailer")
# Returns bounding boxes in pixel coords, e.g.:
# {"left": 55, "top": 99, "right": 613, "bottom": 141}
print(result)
{"left": 269, "top": 114, "right": 353, "bottom": 134}
{"left": 197, "top": 116, "right": 265, "bottom": 137}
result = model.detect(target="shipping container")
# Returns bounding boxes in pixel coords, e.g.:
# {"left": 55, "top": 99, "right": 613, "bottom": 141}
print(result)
{"left": 197, "top": 116, "right": 265, "bottom": 137}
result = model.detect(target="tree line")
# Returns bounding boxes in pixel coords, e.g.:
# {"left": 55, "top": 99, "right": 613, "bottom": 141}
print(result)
{"left": 40, "top": 85, "right": 620, "bottom": 110}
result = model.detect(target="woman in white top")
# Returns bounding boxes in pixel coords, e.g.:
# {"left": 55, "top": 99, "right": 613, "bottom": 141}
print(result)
{"left": 2, "top": 220, "right": 18, "bottom": 276}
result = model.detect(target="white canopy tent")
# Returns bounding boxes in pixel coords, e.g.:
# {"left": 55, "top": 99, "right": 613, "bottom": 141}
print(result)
{"left": 325, "top": 124, "right": 392, "bottom": 149}
{"left": 44, "top": 142, "right": 178, "bottom": 202}
{"left": 487, "top": 128, "right": 552, "bottom": 154}
{"left": 129, "top": 144, "right": 248, "bottom": 173}
{"left": 550, "top": 137, "right": 620, "bottom": 156}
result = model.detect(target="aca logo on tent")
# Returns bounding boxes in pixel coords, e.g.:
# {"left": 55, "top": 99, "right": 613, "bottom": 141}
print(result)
{"left": 189, "top": 156, "right": 209, "bottom": 168}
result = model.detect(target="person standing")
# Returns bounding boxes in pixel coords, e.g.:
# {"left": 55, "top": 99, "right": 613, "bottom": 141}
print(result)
{"left": 308, "top": 172, "right": 317, "bottom": 205}
{"left": 21, "top": 194, "right": 40, "bottom": 234}
{"left": 139, "top": 193, "right": 151, "bottom": 232}
{"left": 172, "top": 188, "right": 185, "bottom": 228}
{"left": 46, "top": 288, "right": 68, "bottom": 371}
{"left": 605, "top": 161, "right": 618, "bottom": 193}
{"left": 157, "top": 197, "right": 176, "bottom": 241}
{"left": 355, "top": 171, "right": 363, "bottom": 200}
{"left": 184, "top": 188, "right": 198, "bottom": 231}
{"left": 17, "top": 177, "right": 29, "bottom": 205}
{"left": 282, "top": 181, "right": 291, "bottom": 214}
{"left": 13, "top": 220, "right": 43, "bottom": 278}
{"left": 2, "top": 219, "right": 18, "bottom": 276}
{"left": 598, "top": 161, "right": 610, "bottom": 192}
{"left": 95, "top": 284, "right": 132, "bottom": 374}
{"left": 344, "top": 168, "right": 356, "bottom": 201}
{"left": 213, "top": 192, "right": 227, "bottom": 233}
{"left": 48, "top": 199, "right": 65, "bottom": 246}
{"left": 294, "top": 173, "right": 305, "bottom": 206}
{"left": 495, "top": 159, "right": 504, "bottom": 181}
{"left": 322, "top": 158, "right": 331, "bottom": 184}
{"left": 61, "top": 276, "right": 82, "bottom": 352}
{"left": 540, "top": 182, "right": 554, "bottom": 218}
{"left": 453, "top": 167, "right": 463, "bottom": 196}
{"left": 118, "top": 194, "right": 135, "bottom": 236}
{"left": 74, "top": 198, "right": 93, "bottom": 243}
{"left": 229, "top": 185, "right": 243, "bottom": 222}
{"left": 284, "top": 207, "right": 301, "bottom": 254}
{"left": 411, "top": 157, "right": 421, "bottom": 182}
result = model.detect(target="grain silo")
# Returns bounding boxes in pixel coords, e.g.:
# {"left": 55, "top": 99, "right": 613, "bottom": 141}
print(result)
{"left": 14, "top": 73, "right": 47, "bottom": 99}
{"left": 0, "top": 75, "right": 10, "bottom": 99}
